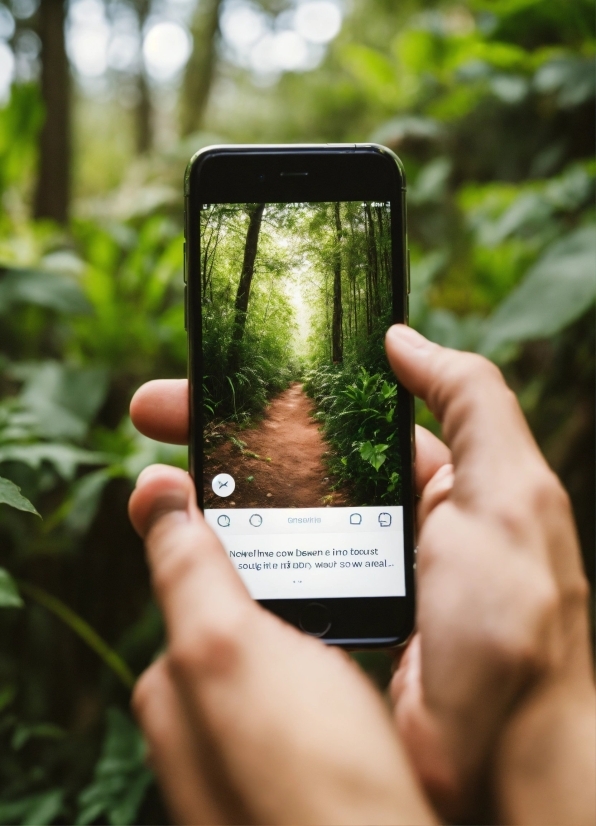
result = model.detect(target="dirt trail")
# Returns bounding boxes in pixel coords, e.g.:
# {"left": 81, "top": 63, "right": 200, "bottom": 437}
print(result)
{"left": 203, "top": 383, "right": 349, "bottom": 509}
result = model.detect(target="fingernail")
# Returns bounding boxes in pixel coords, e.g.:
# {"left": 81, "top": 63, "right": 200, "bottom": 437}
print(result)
{"left": 387, "top": 324, "right": 429, "bottom": 351}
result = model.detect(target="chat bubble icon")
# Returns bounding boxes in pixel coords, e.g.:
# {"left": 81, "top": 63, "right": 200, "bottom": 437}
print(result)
{"left": 378, "top": 512, "right": 392, "bottom": 527}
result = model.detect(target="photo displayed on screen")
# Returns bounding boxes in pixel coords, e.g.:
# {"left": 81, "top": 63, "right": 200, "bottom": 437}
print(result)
{"left": 199, "top": 201, "right": 406, "bottom": 600}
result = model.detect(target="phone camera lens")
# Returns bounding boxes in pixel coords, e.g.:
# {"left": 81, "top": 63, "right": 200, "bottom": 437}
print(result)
{"left": 257, "top": 173, "right": 266, "bottom": 183}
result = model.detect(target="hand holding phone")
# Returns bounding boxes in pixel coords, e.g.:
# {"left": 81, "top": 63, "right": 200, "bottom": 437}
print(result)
{"left": 130, "top": 328, "right": 595, "bottom": 826}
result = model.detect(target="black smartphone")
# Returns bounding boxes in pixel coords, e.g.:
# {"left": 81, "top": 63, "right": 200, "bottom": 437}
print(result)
{"left": 184, "top": 144, "right": 415, "bottom": 648}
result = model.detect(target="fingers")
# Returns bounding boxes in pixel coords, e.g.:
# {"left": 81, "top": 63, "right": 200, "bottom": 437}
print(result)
{"left": 386, "top": 325, "right": 545, "bottom": 506}
{"left": 390, "top": 636, "right": 460, "bottom": 817}
{"left": 414, "top": 425, "right": 452, "bottom": 495}
{"left": 133, "top": 658, "right": 228, "bottom": 825}
{"left": 128, "top": 465, "right": 252, "bottom": 658}
{"left": 130, "top": 379, "right": 188, "bottom": 445}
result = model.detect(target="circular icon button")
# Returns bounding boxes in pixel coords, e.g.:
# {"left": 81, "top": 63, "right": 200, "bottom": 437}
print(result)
{"left": 212, "top": 473, "right": 235, "bottom": 497}
{"left": 249, "top": 514, "right": 262, "bottom": 527}
{"left": 217, "top": 514, "right": 231, "bottom": 527}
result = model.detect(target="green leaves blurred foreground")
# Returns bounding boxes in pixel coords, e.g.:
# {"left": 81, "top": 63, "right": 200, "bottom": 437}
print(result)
{"left": 0, "top": 1, "right": 594, "bottom": 824}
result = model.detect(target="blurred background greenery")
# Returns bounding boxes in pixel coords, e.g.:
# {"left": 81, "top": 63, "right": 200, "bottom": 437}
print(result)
{"left": 0, "top": 0, "right": 593, "bottom": 822}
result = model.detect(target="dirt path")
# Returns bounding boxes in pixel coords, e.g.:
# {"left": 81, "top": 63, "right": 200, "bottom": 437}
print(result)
{"left": 203, "top": 383, "right": 349, "bottom": 509}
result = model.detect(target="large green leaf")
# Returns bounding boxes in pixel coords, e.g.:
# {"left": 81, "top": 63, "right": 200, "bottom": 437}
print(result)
{"left": 0, "top": 476, "right": 39, "bottom": 516}
{"left": 0, "top": 567, "right": 23, "bottom": 609}
{"left": 0, "top": 267, "right": 90, "bottom": 315}
{"left": 0, "top": 789, "right": 64, "bottom": 826}
{"left": 76, "top": 709, "right": 153, "bottom": 826}
{"left": 10, "top": 362, "right": 109, "bottom": 441}
{"left": 0, "top": 444, "right": 109, "bottom": 481}
{"left": 480, "top": 225, "right": 596, "bottom": 356}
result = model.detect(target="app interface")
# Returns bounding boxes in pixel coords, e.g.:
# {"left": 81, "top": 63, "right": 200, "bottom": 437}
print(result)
{"left": 200, "top": 201, "right": 405, "bottom": 600}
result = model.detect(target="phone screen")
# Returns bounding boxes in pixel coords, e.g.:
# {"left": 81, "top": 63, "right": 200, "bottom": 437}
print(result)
{"left": 199, "top": 200, "right": 405, "bottom": 602}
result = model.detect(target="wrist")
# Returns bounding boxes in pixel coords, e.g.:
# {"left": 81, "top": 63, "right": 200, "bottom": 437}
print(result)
{"left": 494, "top": 674, "right": 596, "bottom": 826}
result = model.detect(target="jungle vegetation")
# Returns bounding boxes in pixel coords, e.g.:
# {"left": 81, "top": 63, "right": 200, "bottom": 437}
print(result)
{"left": 0, "top": 0, "right": 593, "bottom": 823}
{"left": 200, "top": 199, "right": 399, "bottom": 504}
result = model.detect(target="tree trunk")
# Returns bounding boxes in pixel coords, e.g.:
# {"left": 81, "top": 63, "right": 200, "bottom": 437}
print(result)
{"left": 134, "top": 0, "right": 152, "bottom": 154}
{"left": 180, "top": 0, "right": 223, "bottom": 136}
{"left": 34, "top": 0, "right": 70, "bottom": 224}
{"left": 227, "top": 203, "right": 265, "bottom": 373}
{"left": 332, "top": 202, "right": 343, "bottom": 363}
{"left": 365, "top": 202, "right": 380, "bottom": 319}
{"left": 135, "top": 71, "right": 152, "bottom": 154}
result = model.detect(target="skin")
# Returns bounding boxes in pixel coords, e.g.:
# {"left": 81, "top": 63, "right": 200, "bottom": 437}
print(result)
{"left": 129, "top": 325, "right": 595, "bottom": 825}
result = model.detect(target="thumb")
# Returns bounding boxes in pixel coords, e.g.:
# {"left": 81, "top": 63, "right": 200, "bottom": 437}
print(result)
{"left": 129, "top": 465, "right": 251, "bottom": 654}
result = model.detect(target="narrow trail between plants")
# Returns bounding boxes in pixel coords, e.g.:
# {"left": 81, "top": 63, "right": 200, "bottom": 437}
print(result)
{"left": 203, "top": 382, "right": 349, "bottom": 509}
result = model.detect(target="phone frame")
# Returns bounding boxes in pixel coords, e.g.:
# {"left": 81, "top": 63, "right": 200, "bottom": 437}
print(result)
{"left": 184, "top": 144, "right": 415, "bottom": 648}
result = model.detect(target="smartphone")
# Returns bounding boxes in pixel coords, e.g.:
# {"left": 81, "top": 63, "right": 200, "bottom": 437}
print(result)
{"left": 184, "top": 144, "right": 415, "bottom": 648}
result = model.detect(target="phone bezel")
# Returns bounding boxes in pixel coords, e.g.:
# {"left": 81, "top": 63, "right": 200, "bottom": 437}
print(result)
{"left": 185, "top": 144, "right": 415, "bottom": 648}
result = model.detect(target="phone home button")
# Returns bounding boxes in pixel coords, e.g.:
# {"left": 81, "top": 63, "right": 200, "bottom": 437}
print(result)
{"left": 299, "top": 603, "right": 331, "bottom": 637}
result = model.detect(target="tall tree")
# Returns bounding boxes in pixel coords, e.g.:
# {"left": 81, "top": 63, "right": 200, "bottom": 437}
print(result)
{"left": 34, "top": 0, "right": 70, "bottom": 224}
{"left": 332, "top": 202, "right": 343, "bottom": 363}
{"left": 180, "top": 0, "right": 223, "bottom": 136}
{"left": 134, "top": 0, "right": 152, "bottom": 154}
{"left": 227, "top": 203, "right": 265, "bottom": 373}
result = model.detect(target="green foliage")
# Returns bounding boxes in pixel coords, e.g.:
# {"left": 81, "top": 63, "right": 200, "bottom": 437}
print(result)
{"left": 0, "top": 478, "right": 39, "bottom": 517}
{"left": 305, "top": 365, "right": 401, "bottom": 504}
{"left": 0, "top": 0, "right": 592, "bottom": 821}
{"left": 76, "top": 709, "right": 153, "bottom": 826}
{"left": 0, "top": 567, "right": 23, "bottom": 608}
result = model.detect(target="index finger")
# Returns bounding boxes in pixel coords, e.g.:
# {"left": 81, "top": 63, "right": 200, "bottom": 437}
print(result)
{"left": 385, "top": 325, "right": 547, "bottom": 503}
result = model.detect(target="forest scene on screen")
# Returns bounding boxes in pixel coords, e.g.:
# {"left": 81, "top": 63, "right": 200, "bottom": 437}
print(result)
{"left": 200, "top": 200, "right": 401, "bottom": 510}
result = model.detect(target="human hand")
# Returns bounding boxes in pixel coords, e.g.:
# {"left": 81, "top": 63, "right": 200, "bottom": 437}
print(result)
{"left": 128, "top": 382, "right": 443, "bottom": 826}
{"left": 385, "top": 325, "right": 595, "bottom": 826}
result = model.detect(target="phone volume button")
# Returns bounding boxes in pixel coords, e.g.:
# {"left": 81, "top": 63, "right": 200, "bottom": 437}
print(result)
{"left": 407, "top": 248, "right": 410, "bottom": 294}
{"left": 184, "top": 285, "right": 187, "bottom": 331}
{"left": 183, "top": 242, "right": 187, "bottom": 283}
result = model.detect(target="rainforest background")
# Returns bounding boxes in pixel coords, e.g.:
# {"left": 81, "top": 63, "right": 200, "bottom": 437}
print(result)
{"left": 0, "top": 0, "right": 593, "bottom": 823}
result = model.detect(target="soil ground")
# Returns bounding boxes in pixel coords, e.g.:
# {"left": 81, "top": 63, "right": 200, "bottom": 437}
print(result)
{"left": 203, "top": 382, "right": 350, "bottom": 509}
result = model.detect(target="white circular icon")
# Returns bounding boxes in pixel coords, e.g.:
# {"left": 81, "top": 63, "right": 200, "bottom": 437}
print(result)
{"left": 249, "top": 514, "right": 262, "bottom": 527}
{"left": 212, "top": 473, "right": 235, "bottom": 497}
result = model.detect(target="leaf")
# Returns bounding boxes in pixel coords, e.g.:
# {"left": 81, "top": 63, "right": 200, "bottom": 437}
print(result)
{"left": 480, "top": 225, "right": 596, "bottom": 356}
{"left": 10, "top": 362, "right": 110, "bottom": 441}
{"left": 359, "top": 441, "right": 388, "bottom": 471}
{"left": 22, "top": 790, "right": 64, "bottom": 826}
{"left": 0, "top": 476, "right": 39, "bottom": 516}
{"left": 76, "top": 709, "right": 153, "bottom": 826}
{"left": 0, "top": 267, "right": 90, "bottom": 315}
{"left": 0, "top": 568, "right": 23, "bottom": 609}
{"left": 409, "top": 158, "right": 452, "bottom": 205}
{"left": 0, "top": 444, "right": 109, "bottom": 481}
{"left": 11, "top": 722, "right": 65, "bottom": 750}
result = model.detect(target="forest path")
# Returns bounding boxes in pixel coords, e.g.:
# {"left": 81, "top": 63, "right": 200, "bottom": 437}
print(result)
{"left": 203, "top": 383, "right": 349, "bottom": 509}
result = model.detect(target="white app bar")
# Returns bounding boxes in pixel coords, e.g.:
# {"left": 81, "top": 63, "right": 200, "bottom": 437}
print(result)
{"left": 204, "top": 506, "right": 405, "bottom": 600}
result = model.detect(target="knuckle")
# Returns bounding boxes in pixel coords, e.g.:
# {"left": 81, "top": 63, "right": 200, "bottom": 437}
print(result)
{"left": 132, "top": 665, "right": 161, "bottom": 721}
{"left": 168, "top": 606, "right": 251, "bottom": 682}
{"left": 431, "top": 352, "right": 504, "bottom": 418}
{"left": 490, "top": 571, "right": 561, "bottom": 678}
{"left": 529, "top": 469, "right": 569, "bottom": 516}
